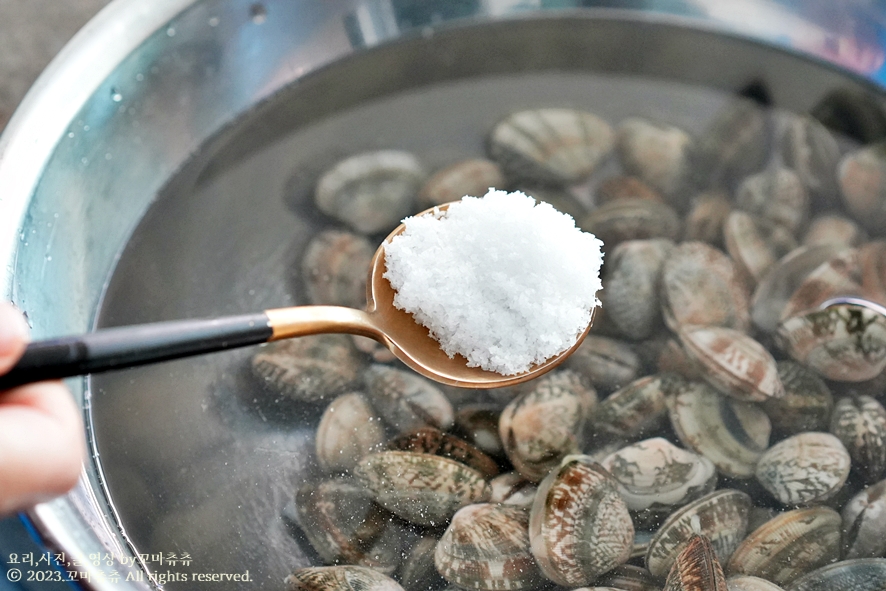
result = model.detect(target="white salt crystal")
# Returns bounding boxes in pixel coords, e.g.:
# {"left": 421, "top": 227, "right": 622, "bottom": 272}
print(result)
{"left": 383, "top": 189, "right": 604, "bottom": 375}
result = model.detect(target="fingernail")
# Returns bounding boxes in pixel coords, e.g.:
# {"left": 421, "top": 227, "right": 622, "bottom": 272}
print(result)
{"left": 0, "top": 303, "right": 29, "bottom": 359}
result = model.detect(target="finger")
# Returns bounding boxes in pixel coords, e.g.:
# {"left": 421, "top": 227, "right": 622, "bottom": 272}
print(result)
{"left": 0, "top": 302, "right": 29, "bottom": 375}
{"left": 0, "top": 381, "right": 85, "bottom": 515}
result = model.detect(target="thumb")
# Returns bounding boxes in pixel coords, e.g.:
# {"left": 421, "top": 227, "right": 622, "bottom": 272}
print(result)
{"left": 0, "top": 303, "right": 29, "bottom": 377}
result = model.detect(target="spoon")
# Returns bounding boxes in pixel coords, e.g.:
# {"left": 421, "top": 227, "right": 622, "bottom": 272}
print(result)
{"left": 0, "top": 204, "right": 595, "bottom": 392}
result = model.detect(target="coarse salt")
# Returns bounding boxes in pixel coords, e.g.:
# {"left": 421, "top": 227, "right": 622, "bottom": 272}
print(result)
{"left": 383, "top": 189, "right": 604, "bottom": 375}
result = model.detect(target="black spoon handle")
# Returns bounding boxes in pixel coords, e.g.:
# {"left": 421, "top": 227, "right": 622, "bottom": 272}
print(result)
{"left": 0, "top": 313, "right": 273, "bottom": 391}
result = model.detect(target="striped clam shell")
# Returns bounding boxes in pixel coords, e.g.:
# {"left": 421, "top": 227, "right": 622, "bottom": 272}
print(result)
{"left": 726, "top": 507, "right": 842, "bottom": 586}
{"left": 434, "top": 503, "right": 544, "bottom": 591}
{"left": 646, "top": 489, "right": 752, "bottom": 579}
{"left": 593, "top": 564, "right": 660, "bottom": 591}
{"left": 528, "top": 455, "right": 634, "bottom": 587}
{"left": 663, "top": 534, "right": 728, "bottom": 591}
{"left": 829, "top": 395, "right": 886, "bottom": 483}
{"left": 363, "top": 364, "right": 454, "bottom": 433}
{"left": 417, "top": 158, "right": 505, "bottom": 208}
{"left": 723, "top": 210, "right": 797, "bottom": 287}
{"left": 616, "top": 117, "right": 695, "bottom": 201}
{"left": 593, "top": 373, "right": 673, "bottom": 440}
{"left": 786, "top": 558, "right": 886, "bottom": 591}
{"left": 315, "top": 392, "right": 386, "bottom": 473}
{"left": 755, "top": 432, "right": 850, "bottom": 506}
{"left": 579, "top": 198, "right": 682, "bottom": 251}
{"left": 387, "top": 427, "right": 500, "bottom": 478}
{"left": 762, "top": 361, "right": 834, "bottom": 436}
{"left": 841, "top": 479, "right": 886, "bottom": 559}
{"left": 301, "top": 229, "right": 375, "bottom": 309}
{"left": 285, "top": 565, "right": 405, "bottom": 591}
{"left": 735, "top": 165, "right": 809, "bottom": 235}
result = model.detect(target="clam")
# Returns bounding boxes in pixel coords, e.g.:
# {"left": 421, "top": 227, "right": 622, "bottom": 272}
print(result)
{"left": 596, "top": 175, "right": 663, "bottom": 205}
{"left": 727, "top": 576, "right": 786, "bottom": 590}
{"left": 528, "top": 455, "right": 634, "bottom": 587}
{"left": 830, "top": 395, "right": 886, "bottom": 483}
{"left": 694, "top": 97, "right": 770, "bottom": 186}
{"left": 285, "top": 565, "right": 405, "bottom": 591}
{"left": 663, "top": 534, "right": 728, "bottom": 591}
{"left": 754, "top": 432, "right": 851, "bottom": 506}
{"left": 655, "top": 337, "right": 704, "bottom": 380}
{"left": 735, "top": 165, "right": 809, "bottom": 235}
{"left": 762, "top": 361, "right": 834, "bottom": 436}
{"left": 397, "top": 535, "right": 447, "bottom": 591}
{"left": 842, "top": 479, "right": 886, "bottom": 559}
{"left": 601, "top": 239, "right": 674, "bottom": 341}
{"left": 776, "top": 304, "right": 886, "bottom": 382}
{"left": 803, "top": 214, "right": 865, "bottom": 248}
{"left": 594, "top": 564, "right": 660, "bottom": 591}
{"left": 563, "top": 335, "right": 642, "bottom": 393}
{"left": 781, "top": 115, "right": 841, "bottom": 210}
{"left": 646, "top": 489, "right": 752, "bottom": 579}
{"left": 453, "top": 403, "right": 505, "bottom": 458}
{"left": 726, "top": 507, "right": 842, "bottom": 586}
{"left": 251, "top": 334, "right": 364, "bottom": 403}
{"left": 302, "top": 229, "right": 375, "bottom": 309}
{"left": 499, "top": 369, "right": 597, "bottom": 482}
{"left": 387, "top": 427, "right": 499, "bottom": 478}
{"left": 678, "top": 325, "right": 783, "bottom": 403}
{"left": 683, "top": 190, "right": 731, "bottom": 246}
{"left": 487, "top": 108, "right": 614, "bottom": 185}
{"left": 363, "top": 364, "right": 454, "bottom": 432}
{"left": 723, "top": 211, "right": 797, "bottom": 287}
{"left": 779, "top": 249, "right": 863, "bottom": 322}
{"left": 667, "top": 380, "right": 771, "bottom": 478}
{"left": 316, "top": 392, "right": 387, "bottom": 472}
{"left": 593, "top": 373, "right": 673, "bottom": 441}
{"left": 838, "top": 143, "right": 886, "bottom": 234}
{"left": 579, "top": 198, "right": 682, "bottom": 250}
{"left": 661, "top": 242, "right": 750, "bottom": 333}
{"left": 489, "top": 472, "right": 537, "bottom": 508}
{"left": 417, "top": 158, "right": 505, "bottom": 208}
{"left": 786, "top": 558, "right": 886, "bottom": 591}
{"left": 616, "top": 118, "right": 695, "bottom": 205}
{"left": 355, "top": 450, "right": 490, "bottom": 527}
{"left": 314, "top": 150, "right": 425, "bottom": 235}
{"left": 858, "top": 240, "right": 886, "bottom": 304}
{"left": 435, "top": 503, "right": 544, "bottom": 591}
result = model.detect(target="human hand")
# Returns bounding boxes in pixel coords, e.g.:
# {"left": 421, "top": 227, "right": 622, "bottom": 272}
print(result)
{"left": 0, "top": 302, "right": 85, "bottom": 514}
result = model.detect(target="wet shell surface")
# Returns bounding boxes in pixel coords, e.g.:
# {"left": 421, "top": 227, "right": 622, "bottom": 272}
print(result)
{"left": 354, "top": 450, "right": 490, "bottom": 527}
{"left": 487, "top": 108, "right": 614, "bottom": 185}
{"left": 314, "top": 150, "right": 425, "bottom": 234}
{"left": 301, "top": 229, "right": 375, "bottom": 309}
{"left": 363, "top": 364, "right": 454, "bottom": 432}
{"left": 593, "top": 373, "right": 672, "bottom": 440}
{"left": 285, "top": 565, "right": 405, "bottom": 591}
{"left": 778, "top": 249, "right": 863, "bottom": 323}
{"left": 563, "top": 336, "right": 641, "bottom": 394}
{"left": 593, "top": 564, "right": 661, "bottom": 591}
{"left": 829, "top": 395, "right": 886, "bottom": 483}
{"left": 579, "top": 198, "right": 682, "bottom": 250}
{"left": 499, "top": 369, "right": 597, "bottom": 482}
{"left": 387, "top": 427, "right": 499, "bottom": 478}
{"left": 600, "top": 437, "right": 717, "bottom": 513}
{"left": 434, "top": 503, "right": 544, "bottom": 591}
{"left": 776, "top": 304, "right": 886, "bottom": 382}
{"left": 762, "top": 361, "right": 834, "bottom": 436}
{"left": 316, "top": 392, "right": 386, "bottom": 473}
{"left": 785, "top": 558, "right": 886, "bottom": 591}
{"left": 661, "top": 242, "right": 750, "bottom": 332}
{"left": 397, "top": 535, "right": 446, "bottom": 591}
{"left": 417, "top": 158, "right": 505, "bottom": 208}
{"left": 723, "top": 210, "right": 797, "bottom": 286}
{"left": 684, "top": 190, "right": 731, "bottom": 246}
{"left": 616, "top": 118, "right": 695, "bottom": 201}
{"left": 842, "top": 479, "right": 886, "bottom": 559}
{"left": 803, "top": 214, "right": 865, "bottom": 247}
{"left": 727, "top": 576, "right": 786, "bottom": 590}
{"left": 596, "top": 175, "right": 663, "bottom": 205}
{"left": 663, "top": 534, "right": 728, "bottom": 591}
{"left": 754, "top": 432, "right": 851, "bottom": 506}
{"left": 781, "top": 115, "right": 841, "bottom": 209}
{"left": 528, "top": 455, "right": 634, "bottom": 587}
{"left": 679, "top": 325, "right": 784, "bottom": 403}
{"left": 726, "top": 506, "right": 842, "bottom": 586}
{"left": 251, "top": 334, "right": 364, "bottom": 403}
{"left": 839, "top": 143, "right": 886, "bottom": 233}
{"left": 646, "top": 489, "right": 752, "bottom": 579}
{"left": 453, "top": 404, "right": 505, "bottom": 458}
{"left": 735, "top": 166, "right": 809, "bottom": 235}
{"left": 694, "top": 97, "right": 770, "bottom": 185}
{"left": 489, "top": 472, "right": 538, "bottom": 508}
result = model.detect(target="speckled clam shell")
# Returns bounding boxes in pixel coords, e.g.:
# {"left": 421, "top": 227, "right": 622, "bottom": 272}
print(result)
{"left": 803, "top": 214, "right": 865, "bottom": 248}
{"left": 285, "top": 565, "right": 405, "bottom": 591}
{"left": 499, "top": 369, "right": 597, "bottom": 482}
{"left": 679, "top": 325, "right": 783, "bottom": 403}
{"left": 755, "top": 432, "right": 850, "bottom": 506}
{"left": 596, "top": 175, "right": 663, "bottom": 205}
{"left": 487, "top": 108, "right": 614, "bottom": 185}
{"left": 667, "top": 380, "right": 770, "bottom": 478}
{"left": 417, "top": 158, "right": 505, "bottom": 208}
{"left": 694, "top": 97, "right": 770, "bottom": 186}
{"left": 579, "top": 198, "right": 682, "bottom": 251}
{"left": 602, "top": 239, "right": 674, "bottom": 341}
{"left": 314, "top": 150, "right": 425, "bottom": 235}
{"left": 489, "top": 472, "right": 538, "bottom": 508}
{"left": 355, "top": 450, "right": 490, "bottom": 527}
{"left": 842, "top": 479, "right": 886, "bottom": 559}
{"left": 646, "top": 489, "right": 751, "bottom": 579}
{"left": 528, "top": 455, "right": 634, "bottom": 587}
{"left": 387, "top": 427, "right": 500, "bottom": 478}
{"left": 563, "top": 335, "right": 642, "bottom": 394}
{"left": 316, "top": 392, "right": 386, "bottom": 473}
{"left": 762, "top": 361, "right": 834, "bottom": 436}
{"left": 397, "top": 535, "right": 447, "bottom": 591}
{"left": 726, "top": 507, "right": 842, "bottom": 586}
{"left": 661, "top": 242, "right": 750, "bottom": 333}
{"left": 593, "top": 564, "right": 661, "bottom": 591}
{"left": 779, "top": 249, "right": 864, "bottom": 323}
{"left": 776, "top": 304, "right": 886, "bottom": 382}
{"left": 616, "top": 118, "right": 695, "bottom": 205}
{"left": 593, "top": 373, "right": 673, "bottom": 440}
{"left": 302, "top": 229, "right": 375, "bottom": 309}
{"left": 724, "top": 211, "right": 797, "bottom": 287}
{"left": 251, "top": 334, "right": 364, "bottom": 403}
{"left": 736, "top": 166, "right": 809, "bottom": 235}
{"left": 839, "top": 143, "right": 886, "bottom": 234}
{"left": 435, "top": 503, "right": 543, "bottom": 591}
{"left": 684, "top": 190, "right": 731, "bottom": 246}
{"left": 600, "top": 437, "right": 717, "bottom": 514}
{"left": 363, "top": 364, "right": 454, "bottom": 432}
{"left": 786, "top": 558, "right": 886, "bottom": 591}
{"left": 727, "top": 575, "right": 785, "bottom": 590}
{"left": 663, "top": 534, "right": 728, "bottom": 591}
{"left": 781, "top": 115, "right": 841, "bottom": 210}
{"left": 830, "top": 395, "right": 886, "bottom": 483}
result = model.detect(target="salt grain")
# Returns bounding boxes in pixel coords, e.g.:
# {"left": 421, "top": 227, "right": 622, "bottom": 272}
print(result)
{"left": 383, "top": 189, "right": 604, "bottom": 375}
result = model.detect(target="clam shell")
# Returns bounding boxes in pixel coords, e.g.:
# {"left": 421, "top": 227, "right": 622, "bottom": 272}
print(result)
{"left": 387, "top": 427, "right": 499, "bottom": 478}
{"left": 285, "top": 565, "right": 405, "bottom": 591}
{"left": 754, "top": 432, "right": 851, "bottom": 506}
{"left": 727, "top": 575, "right": 786, "bottom": 590}
{"left": 579, "top": 198, "right": 682, "bottom": 250}
{"left": 679, "top": 325, "right": 783, "bottom": 403}
{"left": 528, "top": 455, "right": 634, "bottom": 587}
{"left": 435, "top": 503, "right": 543, "bottom": 591}
{"left": 593, "top": 374, "right": 672, "bottom": 440}
{"left": 684, "top": 190, "right": 731, "bottom": 246}
{"left": 596, "top": 175, "right": 663, "bottom": 205}
{"left": 600, "top": 437, "right": 717, "bottom": 514}
{"left": 830, "top": 395, "right": 886, "bottom": 483}
{"left": 781, "top": 115, "right": 841, "bottom": 210}
{"left": 499, "top": 369, "right": 597, "bottom": 482}
{"left": 762, "top": 361, "right": 834, "bottom": 436}
{"left": 786, "top": 558, "right": 886, "bottom": 591}
{"left": 417, "top": 158, "right": 505, "bottom": 208}
{"left": 316, "top": 392, "right": 387, "bottom": 473}
{"left": 842, "top": 479, "right": 886, "bottom": 559}
{"left": 694, "top": 97, "right": 770, "bottom": 185}
{"left": 616, "top": 118, "right": 695, "bottom": 203}
{"left": 726, "top": 507, "right": 842, "bottom": 586}
{"left": 858, "top": 240, "right": 886, "bottom": 304}
{"left": 661, "top": 242, "right": 750, "bottom": 333}
{"left": 776, "top": 304, "right": 886, "bottom": 383}
{"left": 735, "top": 166, "right": 809, "bottom": 235}
{"left": 454, "top": 403, "right": 505, "bottom": 458}
{"left": 839, "top": 143, "right": 886, "bottom": 234}
{"left": 314, "top": 150, "right": 425, "bottom": 234}
{"left": 488, "top": 108, "right": 614, "bottom": 185}
{"left": 355, "top": 450, "right": 491, "bottom": 527}
{"left": 363, "top": 364, "right": 454, "bottom": 432}
{"left": 251, "top": 334, "right": 364, "bottom": 403}
{"left": 397, "top": 535, "right": 447, "bottom": 591}
{"left": 663, "top": 534, "right": 728, "bottom": 591}
{"left": 489, "top": 472, "right": 538, "bottom": 508}
{"left": 724, "top": 211, "right": 797, "bottom": 287}
{"left": 667, "top": 380, "right": 771, "bottom": 478}
{"left": 779, "top": 249, "right": 863, "bottom": 323}
{"left": 803, "top": 214, "right": 865, "bottom": 248}
{"left": 593, "top": 564, "right": 660, "bottom": 591}
{"left": 563, "top": 335, "right": 642, "bottom": 394}
{"left": 646, "top": 489, "right": 752, "bottom": 579}
{"left": 302, "top": 229, "right": 375, "bottom": 309}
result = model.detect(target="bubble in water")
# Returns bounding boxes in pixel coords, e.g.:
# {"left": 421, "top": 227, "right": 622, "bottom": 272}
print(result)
{"left": 166, "top": 27, "right": 176, "bottom": 37}
{"left": 67, "top": 132, "right": 74, "bottom": 138}
{"left": 111, "top": 88, "right": 123, "bottom": 102}
{"left": 105, "top": 153, "right": 113, "bottom": 160}
{"left": 83, "top": 125, "right": 90, "bottom": 131}
{"left": 208, "top": 16, "right": 220, "bottom": 27}
{"left": 45, "top": 255, "right": 52, "bottom": 262}
{"left": 81, "top": 157, "right": 89, "bottom": 165}
{"left": 135, "top": 73, "right": 144, "bottom": 82}
{"left": 250, "top": 3, "right": 267, "bottom": 24}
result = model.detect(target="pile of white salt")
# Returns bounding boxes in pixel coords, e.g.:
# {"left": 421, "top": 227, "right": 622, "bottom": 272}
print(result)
{"left": 383, "top": 189, "right": 604, "bottom": 375}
